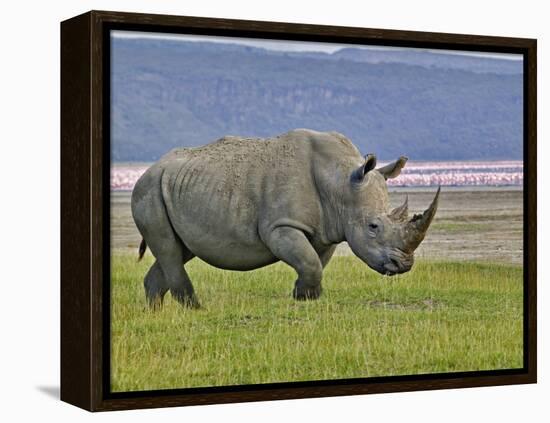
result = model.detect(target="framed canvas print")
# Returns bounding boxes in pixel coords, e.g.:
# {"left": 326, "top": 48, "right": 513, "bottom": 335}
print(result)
{"left": 60, "top": 10, "right": 537, "bottom": 411}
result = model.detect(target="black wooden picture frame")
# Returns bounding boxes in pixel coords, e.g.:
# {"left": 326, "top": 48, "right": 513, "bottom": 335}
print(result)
{"left": 60, "top": 10, "right": 537, "bottom": 411}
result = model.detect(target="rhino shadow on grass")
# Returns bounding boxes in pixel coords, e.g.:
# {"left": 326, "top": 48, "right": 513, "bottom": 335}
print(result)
{"left": 131, "top": 129, "right": 440, "bottom": 309}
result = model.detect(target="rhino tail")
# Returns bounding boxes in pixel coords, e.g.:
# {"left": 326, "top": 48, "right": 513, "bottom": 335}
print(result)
{"left": 138, "top": 238, "right": 147, "bottom": 262}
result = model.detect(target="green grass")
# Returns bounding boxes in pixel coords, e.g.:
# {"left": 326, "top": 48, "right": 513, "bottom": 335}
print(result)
{"left": 111, "top": 253, "right": 523, "bottom": 392}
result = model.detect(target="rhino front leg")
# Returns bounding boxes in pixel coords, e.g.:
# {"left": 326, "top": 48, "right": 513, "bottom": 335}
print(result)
{"left": 319, "top": 244, "right": 337, "bottom": 268}
{"left": 266, "top": 226, "right": 323, "bottom": 300}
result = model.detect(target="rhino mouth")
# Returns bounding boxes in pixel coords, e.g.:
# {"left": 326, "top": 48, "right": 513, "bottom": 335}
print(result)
{"left": 382, "top": 255, "right": 412, "bottom": 276}
{"left": 384, "top": 263, "right": 399, "bottom": 276}
{"left": 386, "top": 258, "right": 400, "bottom": 272}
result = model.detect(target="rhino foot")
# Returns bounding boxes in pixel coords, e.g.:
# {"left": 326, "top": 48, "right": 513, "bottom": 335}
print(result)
{"left": 147, "top": 296, "right": 165, "bottom": 311}
{"left": 293, "top": 281, "right": 322, "bottom": 301}
{"left": 173, "top": 293, "right": 201, "bottom": 309}
{"left": 144, "top": 261, "right": 169, "bottom": 310}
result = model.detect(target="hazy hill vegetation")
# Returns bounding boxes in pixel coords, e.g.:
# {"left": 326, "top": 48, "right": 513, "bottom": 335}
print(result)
{"left": 111, "top": 38, "right": 523, "bottom": 162}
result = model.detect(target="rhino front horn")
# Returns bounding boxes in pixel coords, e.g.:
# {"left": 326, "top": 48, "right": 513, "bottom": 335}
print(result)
{"left": 404, "top": 187, "right": 441, "bottom": 251}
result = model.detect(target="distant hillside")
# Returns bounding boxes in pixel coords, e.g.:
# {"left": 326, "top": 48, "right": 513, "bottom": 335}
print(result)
{"left": 111, "top": 38, "right": 523, "bottom": 162}
{"left": 331, "top": 47, "right": 522, "bottom": 74}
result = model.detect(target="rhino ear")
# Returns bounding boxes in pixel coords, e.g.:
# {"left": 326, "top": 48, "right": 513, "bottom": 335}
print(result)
{"left": 352, "top": 154, "right": 377, "bottom": 183}
{"left": 377, "top": 156, "right": 408, "bottom": 180}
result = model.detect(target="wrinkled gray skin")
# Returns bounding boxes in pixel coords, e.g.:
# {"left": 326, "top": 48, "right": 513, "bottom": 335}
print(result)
{"left": 131, "top": 129, "right": 440, "bottom": 308}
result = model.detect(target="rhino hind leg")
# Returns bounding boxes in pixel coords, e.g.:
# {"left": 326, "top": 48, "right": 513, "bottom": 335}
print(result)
{"left": 138, "top": 232, "right": 199, "bottom": 309}
{"left": 144, "top": 261, "right": 169, "bottom": 309}
{"left": 143, "top": 260, "right": 199, "bottom": 309}
{"left": 142, "top": 236, "right": 199, "bottom": 309}
{"left": 168, "top": 262, "right": 200, "bottom": 309}
{"left": 265, "top": 226, "right": 324, "bottom": 300}
{"left": 147, "top": 236, "right": 199, "bottom": 309}
{"left": 133, "top": 176, "right": 200, "bottom": 309}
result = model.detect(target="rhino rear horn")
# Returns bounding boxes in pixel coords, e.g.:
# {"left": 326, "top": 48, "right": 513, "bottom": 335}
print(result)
{"left": 389, "top": 195, "right": 408, "bottom": 222}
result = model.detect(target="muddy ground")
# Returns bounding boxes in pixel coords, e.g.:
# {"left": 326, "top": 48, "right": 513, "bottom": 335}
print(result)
{"left": 111, "top": 186, "right": 523, "bottom": 265}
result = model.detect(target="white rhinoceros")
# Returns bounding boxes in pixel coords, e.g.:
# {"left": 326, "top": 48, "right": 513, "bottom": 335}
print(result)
{"left": 131, "top": 129, "right": 439, "bottom": 308}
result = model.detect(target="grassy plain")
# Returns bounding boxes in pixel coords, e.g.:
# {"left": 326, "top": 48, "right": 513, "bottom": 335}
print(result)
{"left": 111, "top": 253, "right": 523, "bottom": 392}
{"left": 110, "top": 188, "right": 524, "bottom": 392}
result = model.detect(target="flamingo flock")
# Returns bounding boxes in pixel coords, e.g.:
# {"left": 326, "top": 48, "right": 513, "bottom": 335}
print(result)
{"left": 387, "top": 160, "right": 523, "bottom": 187}
{"left": 111, "top": 160, "right": 524, "bottom": 191}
